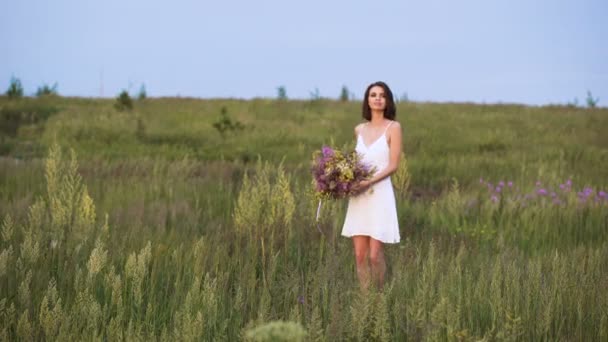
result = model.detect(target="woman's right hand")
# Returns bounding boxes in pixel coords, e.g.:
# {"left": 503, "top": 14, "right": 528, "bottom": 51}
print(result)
{"left": 352, "top": 180, "right": 372, "bottom": 195}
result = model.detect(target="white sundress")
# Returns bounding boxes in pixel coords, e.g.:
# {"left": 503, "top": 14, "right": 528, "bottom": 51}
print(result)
{"left": 341, "top": 121, "right": 400, "bottom": 243}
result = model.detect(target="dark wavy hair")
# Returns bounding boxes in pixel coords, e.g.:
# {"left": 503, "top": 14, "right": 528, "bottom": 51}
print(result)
{"left": 362, "top": 81, "right": 396, "bottom": 121}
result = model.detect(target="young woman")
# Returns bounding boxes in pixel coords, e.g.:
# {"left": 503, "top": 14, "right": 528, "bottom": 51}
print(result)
{"left": 342, "top": 81, "right": 402, "bottom": 291}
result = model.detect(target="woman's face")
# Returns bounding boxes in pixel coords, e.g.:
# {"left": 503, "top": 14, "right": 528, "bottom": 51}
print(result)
{"left": 368, "top": 85, "right": 387, "bottom": 112}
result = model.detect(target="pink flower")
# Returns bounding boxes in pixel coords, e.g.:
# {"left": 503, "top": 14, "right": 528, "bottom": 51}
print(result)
{"left": 321, "top": 146, "right": 334, "bottom": 157}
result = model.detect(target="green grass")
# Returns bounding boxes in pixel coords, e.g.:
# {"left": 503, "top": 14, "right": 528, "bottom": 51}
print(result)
{"left": 0, "top": 96, "right": 607, "bottom": 340}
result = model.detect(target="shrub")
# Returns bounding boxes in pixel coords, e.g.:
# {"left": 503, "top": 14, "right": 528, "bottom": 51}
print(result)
{"left": 137, "top": 84, "right": 146, "bottom": 100}
{"left": 277, "top": 86, "right": 287, "bottom": 100}
{"left": 36, "top": 83, "right": 59, "bottom": 97}
{"left": 340, "top": 85, "right": 349, "bottom": 102}
{"left": 114, "top": 90, "right": 133, "bottom": 111}
{"left": 6, "top": 77, "right": 24, "bottom": 99}
{"left": 586, "top": 90, "right": 599, "bottom": 108}
{"left": 0, "top": 102, "right": 59, "bottom": 137}
{"left": 212, "top": 106, "right": 244, "bottom": 138}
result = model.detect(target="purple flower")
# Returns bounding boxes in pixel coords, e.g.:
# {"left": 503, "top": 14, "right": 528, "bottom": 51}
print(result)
{"left": 495, "top": 186, "right": 502, "bottom": 193}
{"left": 559, "top": 184, "right": 565, "bottom": 191}
{"left": 297, "top": 295, "right": 305, "bottom": 304}
{"left": 537, "top": 188, "right": 548, "bottom": 196}
{"left": 479, "top": 177, "right": 484, "bottom": 184}
{"left": 599, "top": 191, "right": 606, "bottom": 198}
{"left": 498, "top": 181, "right": 505, "bottom": 187}
{"left": 507, "top": 181, "right": 513, "bottom": 187}
{"left": 322, "top": 146, "right": 334, "bottom": 157}
{"left": 491, "top": 195, "right": 499, "bottom": 203}
{"left": 566, "top": 179, "right": 572, "bottom": 186}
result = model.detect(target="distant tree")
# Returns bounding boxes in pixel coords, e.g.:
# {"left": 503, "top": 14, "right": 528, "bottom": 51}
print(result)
{"left": 6, "top": 77, "right": 24, "bottom": 99}
{"left": 277, "top": 86, "right": 287, "bottom": 100}
{"left": 340, "top": 85, "right": 349, "bottom": 102}
{"left": 137, "top": 84, "right": 147, "bottom": 100}
{"left": 114, "top": 90, "right": 133, "bottom": 111}
{"left": 586, "top": 90, "right": 599, "bottom": 108}
{"left": 36, "top": 82, "right": 59, "bottom": 97}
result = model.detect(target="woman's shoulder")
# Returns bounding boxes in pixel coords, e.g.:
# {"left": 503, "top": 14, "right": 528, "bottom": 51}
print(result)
{"left": 388, "top": 120, "right": 402, "bottom": 130}
{"left": 387, "top": 120, "right": 402, "bottom": 136}
{"left": 354, "top": 122, "right": 367, "bottom": 135}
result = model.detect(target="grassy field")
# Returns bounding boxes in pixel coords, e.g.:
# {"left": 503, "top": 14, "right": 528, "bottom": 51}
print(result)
{"left": 1, "top": 96, "right": 607, "bottom": 340}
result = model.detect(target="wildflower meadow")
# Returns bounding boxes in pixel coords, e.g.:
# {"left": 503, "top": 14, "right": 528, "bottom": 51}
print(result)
{"left": 0, "top": 96, "right": 607, "bottom": 340}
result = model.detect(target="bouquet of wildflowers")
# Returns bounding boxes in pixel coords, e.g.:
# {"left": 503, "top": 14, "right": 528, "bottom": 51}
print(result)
{"left": 311, "top": 146, "right": 375, "bottom": 234}
{"left": 311, "top": 146, "right": 376, "bottom": 200}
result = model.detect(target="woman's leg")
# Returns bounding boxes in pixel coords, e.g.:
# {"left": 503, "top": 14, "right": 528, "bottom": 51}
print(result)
{"left": 352, "top": 235, "right": 371, "bottom": 290}
{"left": 369, "top": 238, "right": 386, "bottom": 289}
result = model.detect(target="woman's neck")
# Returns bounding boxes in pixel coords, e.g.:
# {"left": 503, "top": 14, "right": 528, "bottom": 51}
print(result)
{"left": 369, "top": 111, "right": 386, "bottom": 125}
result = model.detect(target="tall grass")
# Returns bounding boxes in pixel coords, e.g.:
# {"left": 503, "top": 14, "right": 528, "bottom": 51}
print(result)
{"left": 0, "top": 97, "right": 607, "bottom": 340}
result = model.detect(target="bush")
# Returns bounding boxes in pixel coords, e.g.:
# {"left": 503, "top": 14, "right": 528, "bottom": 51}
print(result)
{"left": 586, "top": 90, "right": 599, "bottom": 108}
{"left": 6, "top": 76, "right": 24, "bottom": 99}
{"left": 0, "top": 102, "right": 59, "bottom": 137}
{"left": 114, "top": 90, "right": 133, "bottom": 111}
{"left": 340, "top": 85, "right": 349, "bottom": 102}
{"left": 36, "top": 83, "right": 59, "bottom": 97}
{"left": 137, "top": 84, "right": 147, "bottom": 100}
{"left": 276, "top": 86, "right": 287, "bottom": 100}
{"left": 212, "top": 106, "right": 244, "bottom": 138}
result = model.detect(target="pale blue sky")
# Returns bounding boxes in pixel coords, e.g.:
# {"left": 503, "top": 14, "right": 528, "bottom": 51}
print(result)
{"left": 2, "top": 0, "right": 607, "bottom": 105}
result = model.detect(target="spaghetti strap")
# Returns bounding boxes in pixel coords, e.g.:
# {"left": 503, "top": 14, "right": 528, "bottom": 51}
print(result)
{"left": 383, "top": 121, "right": 394, "bottom": 134}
